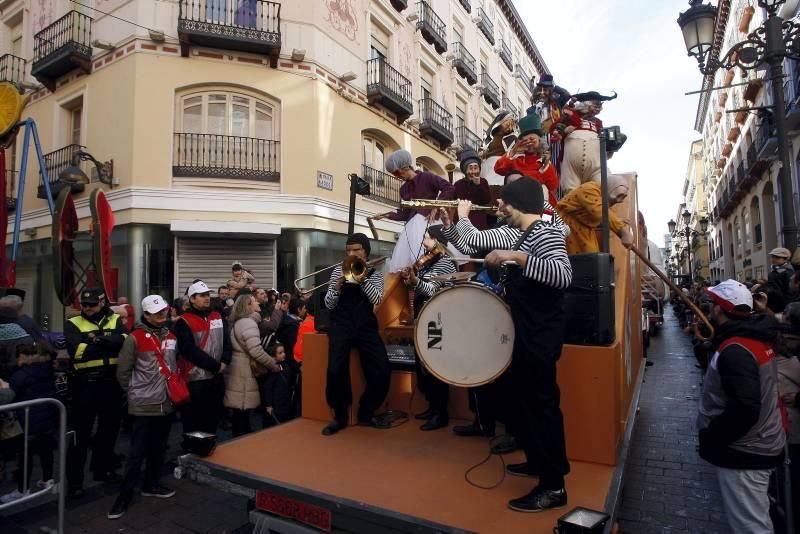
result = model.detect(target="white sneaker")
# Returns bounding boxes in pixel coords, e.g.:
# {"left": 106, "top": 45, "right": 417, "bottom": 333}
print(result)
{"left": 36, "top": 479, "right": 55, "bottom": 490}
{"left": 0, "top": 489, "right": 27, "bottom": 504}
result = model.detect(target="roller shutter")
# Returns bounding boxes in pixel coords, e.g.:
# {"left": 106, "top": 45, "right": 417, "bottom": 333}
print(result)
{"left": 175, "top": 237, "right": 275, "bottom": 295}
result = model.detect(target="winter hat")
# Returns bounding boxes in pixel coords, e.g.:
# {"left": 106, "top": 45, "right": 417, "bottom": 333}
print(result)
{"left": 500, "top": 177, "right": 544, "bottom": 215}
{"left": 704, "top": 279, "right": 753, "bottom": 317}
{"left": 141, "top": 295, "right": 169, "bottom": 315}
{"left": 458, "top": 148, "right": 481, "bottom": 174}
{"left": 517, "top": 113, "right": 544, "bottom": 137}
{"left": 769, "top": 247, "right": 791, "bottom": 259}
{"left": 385, "top": 150, "right": 413, "bottom": 174}
{"left": 426, "top": 225, "right": 449, "bottom": 247}
{"left": 346, "top": 233, "right": 371, "bottom": 256}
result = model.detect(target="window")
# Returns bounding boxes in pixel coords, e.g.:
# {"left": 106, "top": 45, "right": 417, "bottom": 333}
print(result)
{"left": 179, "top": 91, "right": 276, "bottom": 139}
{"left": 10, "top": 20, "right": 22, "bottom": 57}
{"left": 742, "top": 208, "right": 750, "bottom": 251}
{"left": 453, "top": 21, "right": 464, "bottom": 45}
{"left": 69, "top": 106, "right": 82, "bottom": 146}
{"left": 455, "top": 99, "right": 466, "bottom": 129}
{"left": 420, "top": 65, "right": 434, "bottom": 100}
{"left": 752, "top": 197, "right": 762, "bottom": 244}
{"left": 371, "top": 21, "right": 390, "bottom": 60}
{"left": 734, "top": 217, "right": 742, "bottom": 257}
{"left": 362, "top": 137, "right": 386, "bottom": 170}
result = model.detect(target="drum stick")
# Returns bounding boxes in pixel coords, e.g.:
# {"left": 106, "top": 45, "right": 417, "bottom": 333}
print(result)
{"left": 441, "top": 258, "right": 516, "bottom": 265}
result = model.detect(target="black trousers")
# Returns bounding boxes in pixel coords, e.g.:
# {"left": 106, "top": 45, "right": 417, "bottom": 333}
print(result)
{"left": 67, "top": 375, "right": 122, "bottom": 487}
{"left": 181, "top": 376, "right": 224, "bottom": 436}
{"left": 120, "top": 415, "right": 173, "bottom": 495}
{"left": 230, "top": 409, "right": 253, "bottom": 437}
{"left": 511, "top": 352, "right": 570, "bottom": 490}
{"left": 415, "top": 359, "right": 448, "bottom": 415}
{"left": 16, "top": 432, "right": 55, "bottom": 491}
{"left": 326, "top": 323, "right": 390, "bottom": 422}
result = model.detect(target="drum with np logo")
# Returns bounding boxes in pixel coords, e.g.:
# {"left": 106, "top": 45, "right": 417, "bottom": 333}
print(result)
{"left": 413, "top": 283, "right": 514, "bottom": 387}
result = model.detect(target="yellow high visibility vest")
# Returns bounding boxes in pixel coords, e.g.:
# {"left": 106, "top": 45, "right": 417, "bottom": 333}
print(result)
{"left": 68, "top": 313, "right": 126, "bottom": 370}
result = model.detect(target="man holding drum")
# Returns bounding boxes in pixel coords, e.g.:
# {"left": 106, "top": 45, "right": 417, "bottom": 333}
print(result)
{"left": 442, "top": 178, "right": 573, "bottom": 513}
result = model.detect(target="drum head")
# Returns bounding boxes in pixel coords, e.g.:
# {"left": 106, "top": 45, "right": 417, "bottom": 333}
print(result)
{"left": 414, "top": 284, "right": 514, "bottom": 387}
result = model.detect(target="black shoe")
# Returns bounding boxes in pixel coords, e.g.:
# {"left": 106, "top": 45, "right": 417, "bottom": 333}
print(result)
{"left": 508, "top": 486, "right": 567, "bottom": 513}
{"left": 414, "top": 408, "right": 434, "bottom": 420}
{"left": 141, "top": 484, "right": 176, "bottom": 498}
{"left": 68, "top": 485, "right": 84, "bottom": 499}
{"left": 322, "top": 420, "right": 347, "bottom": 436}
{"left": 506, "top": 462, "right": 540, "bottom": 477}
{"left": 93, "top": 471, "right": 122, "bottom": 483}
{"left": 420, "top": 414, "right": 449, "bottom": 431}
{"left": 358, "top": 415, "right": 391, "bottom": 429}
{"left": 453, "top": 422, "right": 494, "bottom": 437}
{"left": 491, "top": 435, "right": 520, "bottom": 455}
{"left": 646, "top": 361, "right": 654, "bottom": 367}
{"left": 107, "top": 493, "right": 131, "bottom": 520}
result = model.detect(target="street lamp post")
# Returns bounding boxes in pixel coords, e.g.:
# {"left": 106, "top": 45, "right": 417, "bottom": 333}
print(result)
{"left": 668, "top": 211, "right": 709, "bottom": 281}
{"left": 677, "top": 0, "right": 800, "bottom": 253}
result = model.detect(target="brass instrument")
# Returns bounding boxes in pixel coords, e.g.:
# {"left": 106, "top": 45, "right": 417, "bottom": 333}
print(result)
{"left": 293, "top": 255, "right": 388, "bottom": 294}
{"left": 400, "top": 199, "right": 497, "bottom": 212}
{"left": 445, "top": 163, "right": 456, "bottom": 183}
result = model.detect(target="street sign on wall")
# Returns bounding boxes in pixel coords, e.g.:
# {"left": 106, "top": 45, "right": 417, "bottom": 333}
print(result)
{"left": 316, "top": 171, "right": 333, "bottom": 191}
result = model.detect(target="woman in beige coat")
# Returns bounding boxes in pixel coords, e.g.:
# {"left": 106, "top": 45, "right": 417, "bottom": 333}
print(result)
{"left": 226, "top": 295, "right": 279, "bottom": 436}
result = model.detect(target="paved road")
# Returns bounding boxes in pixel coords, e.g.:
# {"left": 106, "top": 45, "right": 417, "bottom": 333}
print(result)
{"left": 618, "top": 306, "right": 731, "bottom": 533}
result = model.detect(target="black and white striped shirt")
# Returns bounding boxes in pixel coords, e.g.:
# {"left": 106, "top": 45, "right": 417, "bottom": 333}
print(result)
{"left": 324, "top": 264, "right": 384, "bottom": 310}
{"left": 444, "top": 218, "right": 572, "bottom": 290}
{"left": 415, "top": 256, "right": 458, "bottom": 298}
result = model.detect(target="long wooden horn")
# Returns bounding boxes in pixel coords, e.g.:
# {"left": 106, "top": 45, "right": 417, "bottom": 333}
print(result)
{"left": 629, "top": 245, "right": 715, "bottom": 342}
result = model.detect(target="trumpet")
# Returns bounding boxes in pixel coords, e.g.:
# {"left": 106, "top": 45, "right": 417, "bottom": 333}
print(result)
{"left": 293, "top": 255, "right": 388, "bottom": 294}
{"left": 400, "top": 199, "right": 497, "bottom": 212}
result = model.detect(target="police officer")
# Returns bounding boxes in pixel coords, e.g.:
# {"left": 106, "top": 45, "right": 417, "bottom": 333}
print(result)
{"left": 64, "top": 288, "right": 128, "bottom": 498}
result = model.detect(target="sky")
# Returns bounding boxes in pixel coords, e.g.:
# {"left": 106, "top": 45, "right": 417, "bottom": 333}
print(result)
{"left": 515, "top": 0, "right": 703, "bottom": 247}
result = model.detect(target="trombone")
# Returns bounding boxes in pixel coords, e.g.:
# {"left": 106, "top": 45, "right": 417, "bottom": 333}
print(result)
{"left": 294, "top": 255, "right": 388, "bottom": 295}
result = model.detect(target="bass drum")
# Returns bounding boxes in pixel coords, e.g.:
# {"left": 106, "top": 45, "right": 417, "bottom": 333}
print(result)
{"left": 414, "top": 284, "right": 514, "bottom": 387}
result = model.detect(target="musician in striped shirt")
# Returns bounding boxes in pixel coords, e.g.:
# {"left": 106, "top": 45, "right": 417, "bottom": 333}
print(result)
{"left": 442, "top": 178, "right": 573, "bottom": 513}
{"left": 321, "top": 234, "right": 390, "bottom": 436}
{"left": 399, "top": 225, "right": 457, "bottom": 431}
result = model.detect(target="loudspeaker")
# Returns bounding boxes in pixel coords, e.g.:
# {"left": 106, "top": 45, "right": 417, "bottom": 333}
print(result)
{"left": 311, "top": 290, "right": 330, "bottom": 332}
{"left": 563, "top": 253, "right": 615, "bottom": 346}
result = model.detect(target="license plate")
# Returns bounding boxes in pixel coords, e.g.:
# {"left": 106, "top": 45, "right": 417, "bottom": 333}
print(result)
{"left": 256, "top": 490, "right": 332, "bottom": 532}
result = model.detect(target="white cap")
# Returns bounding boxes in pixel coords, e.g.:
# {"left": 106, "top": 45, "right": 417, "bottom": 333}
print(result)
{"left": 705, "top": 279, "right": 753, "bottom": 317}
{"left": 141, "top": 295, "right": 168, "bottom": 314}
{"left": 187, "top": 281, "right": 211, "bottom": 297}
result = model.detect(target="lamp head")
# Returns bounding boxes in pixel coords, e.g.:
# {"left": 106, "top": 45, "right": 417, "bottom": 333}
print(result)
{"left": 677, "top": 1, "right": 717, "bottom": 68}
{"left": 682, "top": 209, "right": 692, "bottom": 225}
{"left": 668, "top": 219, "right": 677, "bottom": 234}
{"left": 58, "top": 152, "right": 90, "bottom": 184}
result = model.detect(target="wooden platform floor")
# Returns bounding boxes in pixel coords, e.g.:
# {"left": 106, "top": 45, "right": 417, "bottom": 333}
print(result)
{"left": 202, "top": 417, "right": 614, "bottom": 533}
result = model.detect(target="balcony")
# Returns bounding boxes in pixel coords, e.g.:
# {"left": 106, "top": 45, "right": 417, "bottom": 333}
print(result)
{"left": 172, "top": 133, "right": 280, "bottom": 181}
{"left": 31, "top": 11, "right": 92, "bottom": 92}
{"left": 457, "top": 0, "right": 471, "bottom": 13}
{"left": 514, "top": 64, "right": 531, "bottom": 87}
{"left": 178, "top": 0, "right": 281, "bottom": 67}
{"left": 0, "top": 55, "right": 26, "bottom": 85}
{"left": 451, "top": 42, "right": 477, "bottom": 85}
{"left": 361, "top": 164, "right": 402, "bottom": 207}
{"left": 418, "top": 98, "right": 454, "bottom": 148}
{"left": 389, "top": 0, "right": 407, "bottom": 11}
{"left": 755, "top": 118, "right": 778, "bottom": 161}
{"left": 498, "top": 39, "right": 513, "bottom": 71}
{"left": 455, "top": 125, "right": 481, "bottom": 152}
{"left": 476, "top": 8, "right": 495, "bottom": 45}
{"left": 366, "top": 57, "right": 413, "bottom": 122}
{"left": 416, "top": 1, "right": 447, "bottom": 54}
{"left": 502, "top": 96, "right": 518, "bottom": 118}
{"left": 37, "top": 144, "right": 86, "bottom": 200}
{"left": 480, "top": 73, "right": 500, "bottom": 109}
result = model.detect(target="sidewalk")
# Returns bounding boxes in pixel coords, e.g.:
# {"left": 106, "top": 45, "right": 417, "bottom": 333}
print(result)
{"left": 618, "top": 306, "right": 730, "bottom": 533}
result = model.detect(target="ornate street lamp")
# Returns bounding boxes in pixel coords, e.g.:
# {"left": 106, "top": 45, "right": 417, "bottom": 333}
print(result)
{"left": 668, "top": 219, "right": 677, "bottom": 234}
{"left": 677, "top": 0, "right": 800, "bottom": 252}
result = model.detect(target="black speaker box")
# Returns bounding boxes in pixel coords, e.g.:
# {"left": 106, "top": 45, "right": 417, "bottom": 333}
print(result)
{"left": 563, "top": 253, "right": 616, "bottom": 346}
{"left": 312, "top": 289, "right": 330, "bottom": 332}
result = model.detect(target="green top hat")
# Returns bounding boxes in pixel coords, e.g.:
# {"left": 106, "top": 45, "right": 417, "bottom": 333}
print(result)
{"left": 517, "top": 113, "right": 544, "bottom": 137}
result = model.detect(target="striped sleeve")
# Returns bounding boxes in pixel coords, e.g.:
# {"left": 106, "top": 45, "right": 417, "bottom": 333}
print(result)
{"left": 442, "top": 223, "right": 478, "bottom": 255}
{"left": 453, "top": 218, "right": 520, "bottom": 251}
{"left": 543, "top": 201, "right": 570, "bottom": 238}
{"left": 361, "top": 268, "right": 384, "bottom": 305}
{"left": 415, "top": 257, "right": 458, "bottom": 298}
{"left": 521, "top": 224, "right": 573, "bottom": 289}
{"left": 324, "top": 265, "right": 343, "bottom": 310}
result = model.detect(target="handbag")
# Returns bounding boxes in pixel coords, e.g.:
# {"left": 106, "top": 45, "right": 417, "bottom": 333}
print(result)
{"left": 149, "top": 336, "right": 191, "bottom": 405}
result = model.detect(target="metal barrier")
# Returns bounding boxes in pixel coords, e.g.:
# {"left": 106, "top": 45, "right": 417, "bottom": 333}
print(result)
{"left": 0, "top": 398, "right": 67, "bottom": 533}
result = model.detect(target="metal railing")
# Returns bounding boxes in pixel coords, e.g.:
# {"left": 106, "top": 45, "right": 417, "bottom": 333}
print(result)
{"left": 33, "top": 11, "right": 92, "bottom": 65}
{"left": 499, "top": 39, "right": 513, "bottom": 71}
{"left": 366, "top": 57, "right": 413, "bottom": 110}
{"left": 476, "top": 8, "right": 494, "bottom": 44}
{"left": 514, "top": 63, "right": 531, "bottom": 83}
{"left": 418, "top": 97, "right": 453, "bottom": 136}
{"left": 417, "top": 0, "right": 447, "bottom": 52}
{"left": 0, "top": 54, "right": 26, "bottom": 84}
{"left": 178, "top": 0, "right": 281, "bottom": 33}
{"left": 481, "top": 72, "right": 500, "bottom": 106}
{"left": 451, "top": 42, "right": 477, "bottom": 83}
{"left": 458, "top": 0, "right": 471, "bottom": 13}
{"left": 0, "top": 398, "right": 67, "bottom": 533}
{"left": 502, "top": 96, "right": 518, "bottom": 118}
{"left": 39, "top": 144, "right": 85, "bottom": 189}
{"left": 361, "top": 164, "right": 402, "bottom": 206}
{"left": 173, "top": 133, "right": 280, "bottom": 181}
{"left": 455, "top": 125, "right": 481, "bottom": 152}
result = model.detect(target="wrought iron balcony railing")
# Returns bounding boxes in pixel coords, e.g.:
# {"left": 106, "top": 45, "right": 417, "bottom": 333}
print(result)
{"left": 476, "top": 8, "right": 494, "bottom": 45}
{"left": 480, "top": 72, "right": 500, "bottom": 109}
{"left": 499, "top": 39, "right": 513, "bottom": 71}
{"left": 178, "top": 0, "right": 281, "bottom": 65}
{"left": 458, "top": 0, "right": 471, "bottom": 13}
{"left": 502, "top": 96, "right": 518, "bottom": 118}
{"left": 37, "top": 144, "right": 86, "bottom": 200}
{"left": 417, "top": 0, "right": 447, "bottom": 54}
{"left": 418, "top": 97, "right": 454, "bottom": 148}
{"left": 0, "top": 55, "right": 26, "bottom": 85}
{"left": 451, "top": 42, "right": 477, "bottom": 85}
{"left": 361, "top": 164, "right": 402, "bottom": 207}
{"left": 455, "top": 125, "right": 481, "bottom": 152}
{"left": 366, "top": 57, "right": 414, "bottom": 121}
{"left": 514, "top": 63, "right": 531, "bottom": 84}
{"left": 173, "top": 133, "right": 280, "bottom": 181}
{"left": 31, "top": 11, "right": 92, "bottom": 91}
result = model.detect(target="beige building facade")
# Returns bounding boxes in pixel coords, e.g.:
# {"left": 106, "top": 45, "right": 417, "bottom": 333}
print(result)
{"left": 0, "top": 0, "right": 548, "bottom": 329}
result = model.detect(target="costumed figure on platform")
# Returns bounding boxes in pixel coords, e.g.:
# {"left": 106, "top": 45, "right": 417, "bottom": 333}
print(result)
{"left": 399, "top": 226, "right": 456, "bottom": 431}
{"left": 529, "top": 74, "right": 571, "bottom": 187}
{"left": 494, "top": 112, "right": 559, "bottom": 207}
{"left": 454, "top": 148, "right": 494, "bottom": 230}
{"left": 377, "top": 150, "right": 455, "bottom": 272}
{"left": 479, "top": 111, "right": 518, "bottom": 192}
{"left": 553, "top": 91, "right": 617, "bottom": 193}
{"left": 557, "top": 174, "right": 634, "bottom": 255}
{"left": 442, "top": 179, "right": 573, "bottom": 512}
